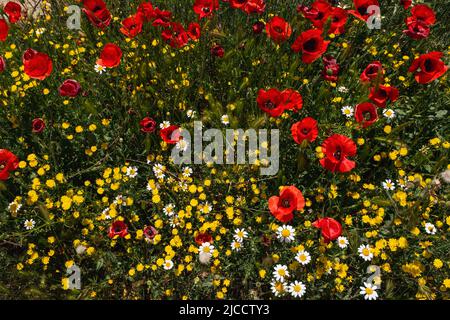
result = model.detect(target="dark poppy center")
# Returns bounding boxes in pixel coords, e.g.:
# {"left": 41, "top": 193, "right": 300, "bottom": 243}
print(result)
{"left": 281, "top": 199, "right": 291, "bottom": 208}
{"left": 273, "top": 26, "right": 284, "bottom": 34}
{"left": 368, "top": 65, "right": 380, "bottom": 75}
{"left": 363, "top": 111, "right": 372, "bottom": 120}
{"left": 303, "top": 38, "right": 318, "bottom": 52}
{"left": 265, "top": 101, "right": 276, "bottom": 109}
{"left": 202, "top": 7, "right": 211, "bottom": 13}
{"left": 424, "top": 59, "right": 435, "bottom": 72}
{"left": 301, "top": 128, "right": 310, "bottom": 135}
{"left": 357, "top": 5, "right": 368, "bottom": 16}
{"left": 333, "top": 149, "right": 342, "bottom": 160}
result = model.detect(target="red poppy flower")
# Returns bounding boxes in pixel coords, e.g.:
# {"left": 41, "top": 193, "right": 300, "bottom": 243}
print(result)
{"left": 188, "top": 22, "right": 201, "bottom": 41}
{"left": 59, "top": 79, "right": 82, "bottom": 97}
{"left": 291, "top": 117, "right": 319, "bottom": 145}
{"left": 256, "top": 88, "right": 285, "bottom": 117}
{"left": 161, "top": 22, "right": 189, "bottom": 48}
{"left": 140, "top": 117, "right": 157, "bottom": 133}
{"left": 151, "top": 8, "right": 172, "bottom": 27}
{"left": 120, "top": 14, "right": 143, "bottom": 38}
{"left": 348, "top": 0, "right": 380, "bottom": 21}
{"left": 408, "top": 52, "right": 448, "bottom": 84}
{"left": 297, "top": 0, "right": 332, "bottom": 29}
{"left": 291, "top": 29, "right": 330, "bottom": 64}
{"left": 195, "top": 232, "right": 213, "bottom": 245}
{"left": 355, "top": 102, "right": 378, "bottom": 128}
{"left": 0, "top": 55, "right": 5, "bottom": 73}
{"left": 0, "top": 19, "right": 9, "bottom": 42}
{"left": 22, "top": 48, "right": 52, "bottom": 80}
{"left": 243, "top": 0, "right": 266, "bottom": 14}
{"left": 108, "top": 220, "right": 128, "bottom": 239}
{"left": 82, "top": 0, "right": 112, "bottom": 29}
{"left": 280, "top": 89, "right": 303, "bottom": 112}
{"left": 0, "top": 149, "right": 19, "bottom": 181}
{"left": 312, "top": 217, "right": 342, "bottom": 243}
{"left": 4, "top": 2, "right": 21, "bottom": 23}
{"left": 360, "top": 61, "right": 384, "bottom": 83}
{"left": 229, "top": 0, "right": 247, "bottom": 10}
{"left": 97, "top": 43, "right": 122, "bottom": 68}
{"left": 406, "top": 4, "right": 436, "bottom": 26}
{"left": 369, "top": 85, "right": 399, "bottom": 108}
{"left": 400, "top": 0, "right": 412, "bottom": 10}
{"left": 211, "top": 44, "right": 225, "bottom": 58}
{"left": 252, "top": 21, "right": 265, "bottom": 34}
{"left": 403, "top": 20, "right": 430, "bottom": 40}
{"left": 137, "top": 2, "right": 154, "bottom": 22}
{"left": 320, "top": 134, "right": 357, "bottom": 173}
{"left": 193, "top": 0, "right": 219, "bottom": 19}
{"left": 265, "top": 16, "right": 292, "bottom": 43}
{"left": 143, "top": 225, "right": 158, "bottom": 242}
{"left": 32, "top": 118, "right": 45, "bottom": 133}
{"left": 160, "top": 125, "right": 182, "bottom": 144}
{"left": 322, "top": 55, "right": 340, "bottom": 82}
{"left": 268, "top": 186, "right": 305, "bottom": 223}
{"left": 329, "top": 7, "right": 348, "bottom": 35}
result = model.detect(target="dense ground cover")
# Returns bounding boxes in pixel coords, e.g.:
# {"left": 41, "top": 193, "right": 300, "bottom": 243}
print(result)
{"left": 0, "top": 0, "right": 449, "bottom": 299}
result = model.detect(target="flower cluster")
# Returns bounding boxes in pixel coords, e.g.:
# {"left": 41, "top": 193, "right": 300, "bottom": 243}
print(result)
{"left": 0, "top": 0, "right": 449, "bottom": 300}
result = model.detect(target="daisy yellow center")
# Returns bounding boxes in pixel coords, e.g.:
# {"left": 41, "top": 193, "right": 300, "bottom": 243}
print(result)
{"left": 365, "top": 287, "right": 374, "bottom": 295}
{"left": 275, "top": 283, "right": 284, "bottom": 292}
{"left": 299, "top": 255, "right": 306, "bottom": 262}
{"left": 278, "top": 269, "right": 286, "bottom": 276}
{"left": 294, "top": 284, "right": 301, "bottom": 292}
{"left": 203, "top": 247, "right": 211, "bottom": 253}
{"left": 281, "top": 229, "right": 291, "bottom": 237}
{"left": 237, "top": 231, "right": 243, "bottom": 237}
{"left": 362, "top": 248, "right": 370, "bottom": 256}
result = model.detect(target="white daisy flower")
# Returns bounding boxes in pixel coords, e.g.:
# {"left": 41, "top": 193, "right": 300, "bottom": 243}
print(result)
{"left": 360, "top": 282, "right": 378, "bottom": 300}
{"left": 358, "top": 244, "right": 374, "bottom": 261}
{"left": 341, "top": 105, "right": 354, "bottom": 118}
{"left": 102, "top": 208, "right": 111, "bottom": 220}
{"left": 199, "top": 202, "right": 212, "bottom": 214}
{"left": 221, "top": 115, "right": 230, "bottom": 125}
{"left": 152, "top": 163, "right": 166, "bottom": 179}
{"left": 163, "top": 203, "right": 175, "bottom": 217}
{"left": 288, "top": 281, "right": 306, "bottom": 298}
{"left": 277, "top": 225, "right": 295, "bottom": 243}
{"left": 383, "top": 108, "right": 395, "bottom": 119}
{"left": 424, "top": 222, "right": 437, "bottom": 235}
{"left": 126, "top": 166, "right": 138, "bottom": 178}
{"left": 94, "top": 64, "right": 106, "bottom": 74}
{"left": 231, "top": 240, "right": 243, "bottom": 251}
{"left": 8, "top": 201, "right": 22, "bottom": 215}
{"left": 186, "top": 110, "right": 196, "bottom": 118}
{"left": 24, "top": 219, "right": 35, "bottom": 230}
{"left": 273, "top": 264, "right": 289, "bottom": 282}
{"left": 295, "top": 250, "right": 311, "bottom": 265}
{"left": 163, "top": 260, "right": 174, "bottom": 270}
{"left": 169, "top": 217, "right": 180, "bottom": 228}
{"left": 270, "top": 280, "right": 286, "bottom": 297}
{"left": 159, "top": 121, "right": 171, "bottom": 129}
{"left": 337, "top": 236, "right": 349, "bottom": 249}
{"left": 338, "top": 86, "right": 349, "bottom": 93}
{"left": 382, "top": 179, "right": 395, "bottom": 190}
{"left": 234, "top": 228, "right": 248, "bottom": 242}
{"left": 182, "top": 166, "right": 192, "bottom": 178}
{"left": 176, "top": 139, "right": 189, "bottom": 152}
{"left": 199, "top": 242, "right": 215, "bottom": 257}
{"left": 35, "top": 27, "right": 46, "bottom": 35}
